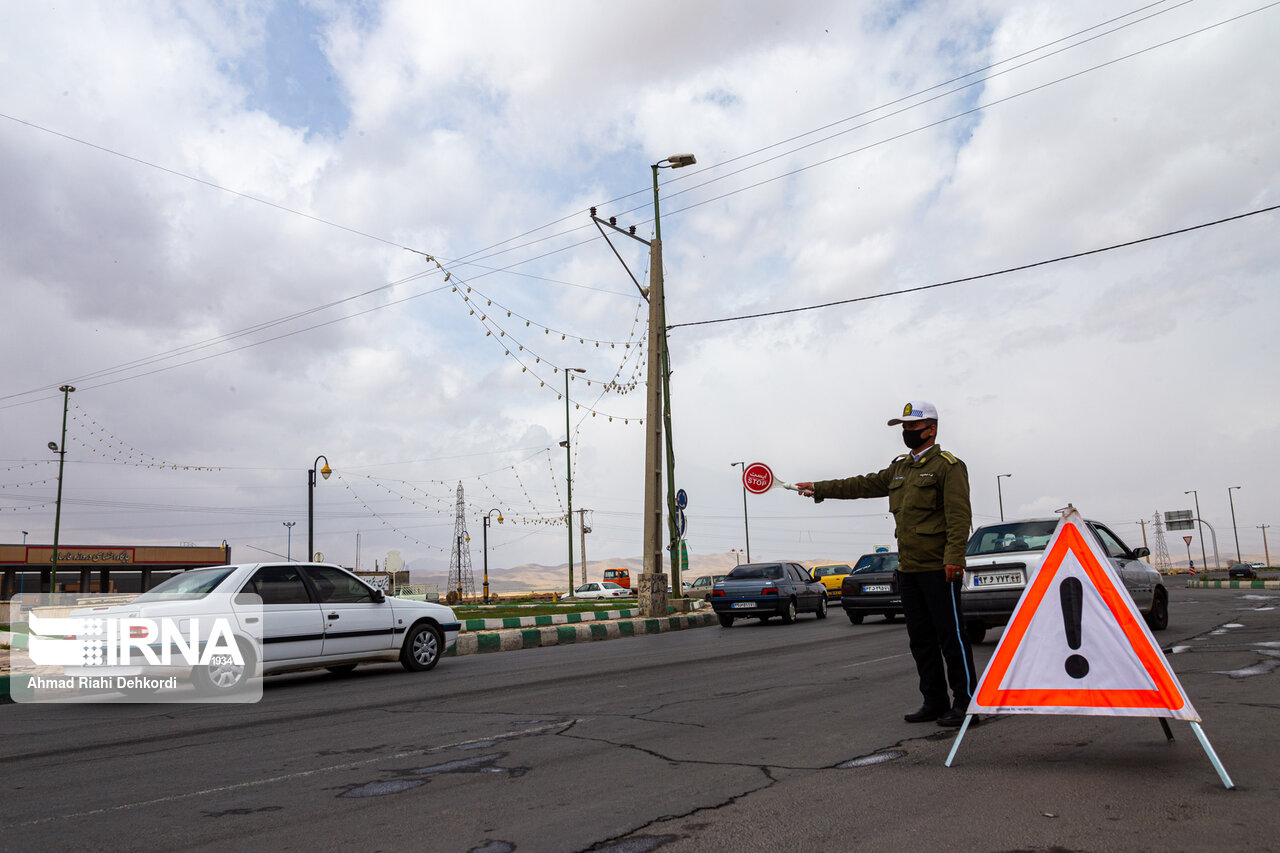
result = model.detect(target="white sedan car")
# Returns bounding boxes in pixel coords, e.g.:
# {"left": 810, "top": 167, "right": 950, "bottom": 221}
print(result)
{"left": 71, "top": 562, "right": 460, "bottom": 696}
{"left": 559, "top": 581, "right": 635, "bottom": 601}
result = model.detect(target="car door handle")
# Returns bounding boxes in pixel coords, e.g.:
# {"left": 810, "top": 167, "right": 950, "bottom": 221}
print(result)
{"left": 244, "top": 617, "right": 259, "bottom": 624}
{"left": 327, "top": 613, "right": 340, "bottom": 620}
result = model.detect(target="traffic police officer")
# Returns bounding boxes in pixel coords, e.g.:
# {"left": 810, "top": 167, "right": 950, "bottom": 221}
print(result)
{"left": 795, "top": 401, "right": 977, "bottom": 727}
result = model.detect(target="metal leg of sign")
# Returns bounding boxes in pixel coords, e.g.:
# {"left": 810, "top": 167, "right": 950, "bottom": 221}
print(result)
{"left": 944, "top": 715, "right": 974, "bottom": 767}
{"left": 1189, "top": 722, "right": 1234, "bottom": 790}
{"left": 1159, "top": 717, "right": 1175, "bottom": 742}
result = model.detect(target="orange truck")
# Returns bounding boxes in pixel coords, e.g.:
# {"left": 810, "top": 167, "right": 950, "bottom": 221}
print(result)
{"left": 602, "top": 568, "right": 631, "bottom": 589}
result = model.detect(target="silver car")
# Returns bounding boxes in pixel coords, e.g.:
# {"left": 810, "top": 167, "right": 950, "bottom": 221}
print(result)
{"left": 961, "top": 518, "right": 1168, "bottom": 644}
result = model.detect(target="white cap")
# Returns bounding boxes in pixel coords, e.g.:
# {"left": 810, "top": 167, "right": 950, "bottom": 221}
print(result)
{"left": 887, "top": 401, "right": 938, "bottom": 425}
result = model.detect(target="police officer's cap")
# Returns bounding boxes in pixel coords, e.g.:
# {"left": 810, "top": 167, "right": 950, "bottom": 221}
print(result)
{"left": 887, "top": 401, "right": 938, "bottom": 425}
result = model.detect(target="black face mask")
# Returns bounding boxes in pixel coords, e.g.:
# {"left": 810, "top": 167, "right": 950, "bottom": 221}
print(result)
{"left": 902, "top": 427, "right": 931, "bottom": 450}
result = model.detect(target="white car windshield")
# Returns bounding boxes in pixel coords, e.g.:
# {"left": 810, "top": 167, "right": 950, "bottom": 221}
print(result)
{"left": 133, "top": 567, "right": 236, "bottom": 601}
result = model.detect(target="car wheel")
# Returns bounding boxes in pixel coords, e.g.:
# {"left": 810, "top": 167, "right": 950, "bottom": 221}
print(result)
{"left": 781, "top": 599, "right": 797, "bottom": 624}
{"left": 190, "top": 638, "right": 254, "bottom": 697}
{"left": 884, "top": 612, "right": 897, "bottom": 622}
{"left": 1146, "top": 588, "right": 1169, "bottom": 631}
{"left": 966, "top": 621, "right": 987, "bottom": 645}
{"left": 718, "top": 613, "right": 735, "bottom": 628}
{"left": 326, "top": 664, "right": 359, "bottom": 676}
{"left": 400, "top": 622, "right": 444, "bottom": 672}
{"left": 847, "top": 611, "right": 864, "bottom": 625}
{"left": 816, "top": 596, "right": 828, "bottom": 619}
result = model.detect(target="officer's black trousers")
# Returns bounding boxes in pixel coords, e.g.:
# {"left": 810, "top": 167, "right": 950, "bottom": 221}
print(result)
{"left": 897, "top": 569, "right": 976, "bottom": 710}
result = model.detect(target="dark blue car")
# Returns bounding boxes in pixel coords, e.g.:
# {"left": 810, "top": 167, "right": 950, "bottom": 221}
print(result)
{"left": 711, "top": 562, "right": 828, "bottom": 627}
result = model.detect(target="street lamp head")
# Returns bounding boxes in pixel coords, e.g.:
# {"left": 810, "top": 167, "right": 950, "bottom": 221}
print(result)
{"left": 320, "top": 463, "right": 331, "bottom": 480}
{"left": 48, "top": 441, "right": 59, "bottom": 452}
{"left": 659, "top": 153, "right": 697, "bottom": 168}
{"left": 558, "top": 439, "right": 569, "bottom": 448}
{"left": 59, "top": 385, "right": 75, "bottom": 393}
{"left": 569, "top": 367, "right": 586, "bottom": 374}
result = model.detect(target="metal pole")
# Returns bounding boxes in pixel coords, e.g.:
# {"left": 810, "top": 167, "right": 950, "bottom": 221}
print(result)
{"left": 1186, "top": 490, "right": 1209, "bottom": 573}
{"left": 483, "top": 515, "right": 490, "bottom": 604}
{"left": 996, "top": 473, "right": 1011, "bottom": 522}
{"left": 309, "top": 455, "right": 329, "bottom": 562}
{"left": 50, "top": 385, "right": 74, "bottom": 594}
{"left": 284, "top": 521, "right": 295, "bottom": 560}
{"left": 1228, "top": 487, "right": 1242, "bottom": 563}
{"left": 731, "top": 462, "right": 752, "bottom": 562}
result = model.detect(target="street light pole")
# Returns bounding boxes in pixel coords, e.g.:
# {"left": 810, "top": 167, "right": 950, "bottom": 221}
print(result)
{"left": 641, "top": 153, "right": 695, "bottom": 615}
{"left": 283, "top": 521, "right": 296, "bottom": 560}
{"left": 996, "top": 473, "right": 1012, "bottom": 522}
{"left": 308, "top": 455, "right": 331, "bottom": 562}
{"left": 563, "top": 367, "right": 586, "bottom": 594}
{"left": 483, "top": 509, "right": 503, "bottom": 604}
{"left": 1227, "top": 486, "right": 1242, "bottom": 564}
{"left": 49, "top": 384, "right": 75, "bottom": 594}
{"left": 730, "top": 461, "right": 752, "bottom": 562}
{"left": 1184, "top": 490, "right": 1208, "bottom": 573}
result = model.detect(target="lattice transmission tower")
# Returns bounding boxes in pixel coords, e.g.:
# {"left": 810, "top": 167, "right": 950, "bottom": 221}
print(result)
{"left": 448, "top": 482, "right": 476, "bottom": 601}
{"left": 1151, "top": 511, "right": 1174, "bottom": 575}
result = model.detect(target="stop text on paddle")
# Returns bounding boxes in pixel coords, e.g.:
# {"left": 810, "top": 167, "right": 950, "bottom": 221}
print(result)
{"left": 742, "top": 463, "right": 797, "bottom": 494}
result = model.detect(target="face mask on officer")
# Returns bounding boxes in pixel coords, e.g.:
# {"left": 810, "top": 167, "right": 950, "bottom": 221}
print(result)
{"left": 902, "top": 423, "right": 933, "bottom": 450}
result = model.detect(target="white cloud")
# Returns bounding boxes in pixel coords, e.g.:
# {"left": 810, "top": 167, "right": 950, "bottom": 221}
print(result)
{"left": 1, "top": 0, "right": 1277, "bottom": 585}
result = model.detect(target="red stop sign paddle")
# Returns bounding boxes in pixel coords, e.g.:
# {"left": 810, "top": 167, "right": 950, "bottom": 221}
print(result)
{"left": 743, "top": 463, "right": 775, "bottom": 494}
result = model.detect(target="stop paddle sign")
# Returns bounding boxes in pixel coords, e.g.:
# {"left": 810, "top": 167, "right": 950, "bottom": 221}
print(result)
{"left": 742, "top": 462, "right": 775, "bottom": 494}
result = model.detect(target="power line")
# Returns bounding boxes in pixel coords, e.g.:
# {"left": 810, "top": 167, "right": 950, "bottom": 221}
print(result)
{"left": 668, "top": 204, "right": 1280, "bottom": 330}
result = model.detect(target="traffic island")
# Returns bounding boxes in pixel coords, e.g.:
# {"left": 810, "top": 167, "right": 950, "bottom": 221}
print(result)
{"left": 449, "top": 610, "right": 716, "bottom": 656}
{"left": 1185, "top": 578, "right": 1280, "bottom": 589}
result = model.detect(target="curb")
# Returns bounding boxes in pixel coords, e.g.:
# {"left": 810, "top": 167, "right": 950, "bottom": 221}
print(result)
{"left": 456, "top": 604, "right": 707, "bottom": 632}
{"left": 448, "top": 611, "right": 718, "bottom": 656}
{"left": 1185, "top": 579, "right": 1280, "bottom": 590}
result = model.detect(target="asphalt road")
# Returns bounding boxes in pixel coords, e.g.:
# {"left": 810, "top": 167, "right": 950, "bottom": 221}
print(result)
{"left": 2, "top": 586, "right": 1278, "bottom": 852}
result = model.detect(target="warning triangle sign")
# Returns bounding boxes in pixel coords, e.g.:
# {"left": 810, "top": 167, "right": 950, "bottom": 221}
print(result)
{"left": 969, "top": 507, "right": 1198, "bottom": 721}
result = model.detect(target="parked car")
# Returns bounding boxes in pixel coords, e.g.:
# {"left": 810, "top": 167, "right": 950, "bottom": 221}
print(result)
{"left": 962, "top": 518, "right": 1168, "bottom": 644}
{"left": 839, "top": 552, "right": 901, "bottom": 624}
{"left": 1250, "top": 562, "right": 1267, "bottom": 570}
{"left": 59, "top": 562, "right": 460, "bottom": 696}
{"left": 1227, "top": 563, "right": 1257, "bottom": 579}
{"left": 560, "top": 581, "right": 635, "bottom": 600}
{"left": 686, "top": 574, "right": 727, "bottom": 601}
{"left": 710, "top": 562, "right": 828, "bottom": 627}
{"left": 810, "top": 563, "right": 853, "bottom": 599}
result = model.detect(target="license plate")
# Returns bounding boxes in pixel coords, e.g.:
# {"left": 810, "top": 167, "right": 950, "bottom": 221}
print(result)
{"left": 973, "top": 572, "right": 1022, "bottom": 587}
{"left": 862, "top": 584, "right": 891, "bottom": 593}
{"left": 731, "top": 602, "right": 755, "bottom": 609}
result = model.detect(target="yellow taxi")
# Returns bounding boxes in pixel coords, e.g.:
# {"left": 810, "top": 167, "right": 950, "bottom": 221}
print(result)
{"left": 810, "top": 563, "right": 853, "bottom": 598}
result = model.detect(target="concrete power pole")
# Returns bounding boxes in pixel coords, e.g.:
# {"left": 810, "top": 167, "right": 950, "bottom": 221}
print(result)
{"left": 578, "top": 508, "right": 590, "bottom": 585}
{"left": 1260, "top": 524, "right": 1272, "bottom": 568}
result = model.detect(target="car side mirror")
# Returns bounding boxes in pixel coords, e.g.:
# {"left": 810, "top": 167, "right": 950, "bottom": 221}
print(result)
{"left": 373, "top": 589, "right": 386, "bottom": 603}
{"left": 1133, "top": 547, "right": 1151, "bottom": 558}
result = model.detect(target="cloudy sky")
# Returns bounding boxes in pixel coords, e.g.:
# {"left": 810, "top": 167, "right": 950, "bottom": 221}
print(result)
{"left": 2, "top": 0, "right": 1277, "bottom": 584}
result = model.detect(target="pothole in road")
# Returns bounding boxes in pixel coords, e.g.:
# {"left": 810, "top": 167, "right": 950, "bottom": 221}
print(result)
{"left": 838, "top": 749, "right": 907, "bottom": 768}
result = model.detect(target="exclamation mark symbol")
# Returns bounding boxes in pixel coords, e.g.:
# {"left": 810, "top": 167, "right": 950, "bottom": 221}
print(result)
{"left": 1060, "top": 577, "right": 1089, "bottom": 679}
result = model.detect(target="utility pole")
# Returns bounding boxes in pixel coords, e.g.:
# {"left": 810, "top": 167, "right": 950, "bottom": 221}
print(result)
{"left": 1260, "top": 524, "right": 1272, "bottom": 568}
{"left": 578, "top": 508, "right": 590, "bottom": 584}
{"left": 49, "top": 384, "right": 75, "bottom": 594}
{"left": 1137, "top": 518, "right": 1149, "bottom": 561}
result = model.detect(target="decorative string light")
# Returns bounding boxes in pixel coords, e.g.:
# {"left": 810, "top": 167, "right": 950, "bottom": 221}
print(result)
{"left": 433, "top": 260, "right": 647, "bottom": 425}
{"left": 69, "top": 402, "right": 222, "bottom": 471}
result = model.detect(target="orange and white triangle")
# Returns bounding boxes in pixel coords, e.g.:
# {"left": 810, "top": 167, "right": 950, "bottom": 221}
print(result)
{"left": 969, "top": 508, "right": 1198, "bottom": 720}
